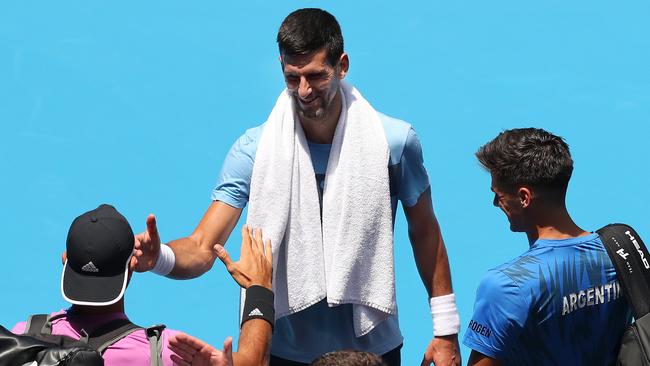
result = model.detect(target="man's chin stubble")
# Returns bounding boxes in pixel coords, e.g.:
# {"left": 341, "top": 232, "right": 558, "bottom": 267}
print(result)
{"left": 298, "top": 108, "right": 325, "bottom": 121}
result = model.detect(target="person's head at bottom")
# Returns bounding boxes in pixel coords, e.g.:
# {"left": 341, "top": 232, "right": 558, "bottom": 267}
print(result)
{"left": 310, "top": 350, "right": 387, "bottom": 366}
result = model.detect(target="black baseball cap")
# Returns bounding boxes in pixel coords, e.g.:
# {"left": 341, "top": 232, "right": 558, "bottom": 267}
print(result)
{"left": 61, "top": 204, "right": 134, "bottom": 306}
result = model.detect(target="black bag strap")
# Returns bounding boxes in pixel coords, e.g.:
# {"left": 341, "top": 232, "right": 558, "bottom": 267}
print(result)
{"left": 24, "top": 314, "right": 49, "bottom": 335}
{"left": 597, "top": 223, "right": 650, "bottom": 318}
{"left": 85, "top": 318, "right": 141, "bottom": 353}
{"left": 24, "top": 313, "right": 70, "bottom": 336}
{"left": 88, "top": 320, "right": 167, "bottom": 366}
{"left": 22, "top": 313, "right": 165, "bottom": 365}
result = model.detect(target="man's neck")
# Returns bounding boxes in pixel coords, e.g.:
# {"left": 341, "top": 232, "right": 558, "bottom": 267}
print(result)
{"left": 525, "top": 205, "right": 590, "bottom": 244}
{"left": 69, "top": 299, "right": 125, "bottom": 316}
{"left": 300, "top": 90, "right": 343, "bottom": 144}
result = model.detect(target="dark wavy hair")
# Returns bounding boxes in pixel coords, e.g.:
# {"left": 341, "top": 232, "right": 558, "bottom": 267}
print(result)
{"left": 476, "top": 128, "right": 574, "bottom": 196}
{"left": 310, "top": 351, "right": 387, "bottom": 366}
{"left": 277, "top": 8, "right": 344, "bottom": 66}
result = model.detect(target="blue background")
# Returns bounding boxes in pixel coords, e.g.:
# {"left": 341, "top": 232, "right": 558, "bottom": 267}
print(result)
{"left": 1, "top": 1, "right": 648, "bottom": 364}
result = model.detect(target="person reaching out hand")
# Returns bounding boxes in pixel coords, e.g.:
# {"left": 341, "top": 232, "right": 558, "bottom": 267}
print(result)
{"left": 169, "top": 225, "right": 274, "bottom": 366}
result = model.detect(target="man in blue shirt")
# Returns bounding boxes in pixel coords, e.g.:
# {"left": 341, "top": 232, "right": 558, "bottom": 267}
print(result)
{"left": 132, "top": 8, "right": 460, "bottom": 366}
{"left": 464, "top": 128, "right": 632, "bottom": 365}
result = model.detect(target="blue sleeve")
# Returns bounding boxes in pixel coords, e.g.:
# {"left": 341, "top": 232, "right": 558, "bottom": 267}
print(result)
{"left": 462, "top": 270, "right": 528, "bottom": 359}
{"left": 210, "top": 128, "right": 260, "bottom": 208}
{"left": 398, "top": 128, "right": 430, "bottom": 207}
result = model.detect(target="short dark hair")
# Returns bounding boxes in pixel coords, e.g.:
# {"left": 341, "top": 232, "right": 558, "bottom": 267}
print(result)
{"left": 277, "top": 8, "right": 344, "bottom": 66}
{"left": 476, "top": 128, "right": 574, "bottom": 194}
{"left": 310, "top": 351, "right": 387, "bottom": 366}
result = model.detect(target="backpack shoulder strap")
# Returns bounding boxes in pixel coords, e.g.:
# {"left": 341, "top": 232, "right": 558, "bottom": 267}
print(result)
{"left": 597, "top": 223, "right": 650, "bottom": 318}
{"left": 24, "top": 313, "right": 68, "bottom": 335}
{"left": 145, "top": 324, "right": 166, "bottom": 366}
{"left": 24, "top": 314, "right": 48, "bottom": 335}
{"left": 85, "top": 318, "right": 142, "bottom": 354}
{"left": 85, "top": 319, "right": 167, "bottom": 366}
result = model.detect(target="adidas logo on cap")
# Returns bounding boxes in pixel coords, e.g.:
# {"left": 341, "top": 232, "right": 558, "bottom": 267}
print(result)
{"left": 248, "top": 308, "right": 263, "bottom": 317}
{"left": 81, "top": 261, "right": 99, "bottom": 273}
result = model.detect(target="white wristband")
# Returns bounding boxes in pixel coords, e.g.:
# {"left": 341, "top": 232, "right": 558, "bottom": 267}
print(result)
{"left": 151, "top": 244, "right": 175, "bottom": 276}
{"left": 430, "top": 293, "right": 460, "bottom": 336}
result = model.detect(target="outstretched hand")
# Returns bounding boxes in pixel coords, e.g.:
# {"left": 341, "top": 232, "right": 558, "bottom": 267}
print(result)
{"left": 215, "top": 225, "right": 272, "bottom": 290}
{"left": 169, "top": 333, "right": 233, "bottom": 366}
{"left": 133, "top": 214, "right": 161, "bottom": 272}
{"left": 421, "top": 335, "right": 461, "bottom": 366}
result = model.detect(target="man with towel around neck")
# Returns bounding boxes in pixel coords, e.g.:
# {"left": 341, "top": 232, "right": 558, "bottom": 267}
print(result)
{"left": 133, "top": 8, "right": 460, "bottom": 366}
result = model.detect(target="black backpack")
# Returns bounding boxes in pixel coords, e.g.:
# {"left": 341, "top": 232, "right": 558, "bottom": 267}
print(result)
{"left": 0, "top": 313, "right": 166, "bottom": 366}
{"left": 0, "top": 324, "right": 103, "bottom": 366}
{"left": 598, "top": 224, "right": 650, "bottom": 365}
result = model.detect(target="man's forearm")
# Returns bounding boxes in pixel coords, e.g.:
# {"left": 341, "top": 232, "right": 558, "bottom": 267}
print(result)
{"left": 409, "top": 220, "right": 461, "bottom": 339}
{"left": 404, "top": 189, "right": 460, "bottom": 350}
{"left": 408, "top": 218, "right": 453, "bottom": 297}
{"left": 166, "top": 236, "right": 219, "bottom": 279}
{"left": 159, "top": 201, "right": 243, "bottom": 279}
{"left": 233, "top": 319, "right": 272, "bottom": 366}
{"left": 404, "top": 188, "right": 454, "bottom": 297}
{"left": 431, "top": 235, "right": 453, "bottom": 297}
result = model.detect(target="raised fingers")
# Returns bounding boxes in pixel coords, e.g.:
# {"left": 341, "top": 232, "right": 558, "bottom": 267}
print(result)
{"left": 265, "top": 238, "right": 273, "bottom": 263}
{"left": 146, "top": 214, "right": 158, "bottom": 239}
{"left": 253, "top": 228, "right": 264, "bottom": 253}
{"left": 170, "top": 353, "right": 191, "bottom": 366}
{"left": 241, "top": 224, "right": 253, "bottom": 254}
{"left": 169, "top": 344, "right": 195, "bottom": 364}
{"left": 214, "top": 245, "right": 234, "bottom": 273}
{"left": 169, "top": 335, "right": 199, "bottom": 365}
{"left": 223, "top": 336, "right": 233, "bottom": 361}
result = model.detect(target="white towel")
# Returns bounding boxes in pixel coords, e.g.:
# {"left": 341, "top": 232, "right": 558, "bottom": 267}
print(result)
{"left": 246, "top": 81, "right": 395, "bottom": 336}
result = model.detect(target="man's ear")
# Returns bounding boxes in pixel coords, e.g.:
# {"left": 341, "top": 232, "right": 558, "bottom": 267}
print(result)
{"left": 518, "top": 187, "right": 533, "bottom": 208}
{"left": 61, "top": 251, "right": 67, "bottom": 265}
{"left": 337, "top": 53, "right": 349, "bottom": 79}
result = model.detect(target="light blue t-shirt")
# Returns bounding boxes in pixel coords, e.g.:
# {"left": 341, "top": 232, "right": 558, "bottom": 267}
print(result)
{"left": 212, "top": 113, "right": 430, "bottom": 362}
{"left": 463, "top": 234, "right": 632, "bottom": 365}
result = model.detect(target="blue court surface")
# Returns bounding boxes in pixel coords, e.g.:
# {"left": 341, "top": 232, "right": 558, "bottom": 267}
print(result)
{"left": 1, "top": 1, "right": 648, "bottom": 364}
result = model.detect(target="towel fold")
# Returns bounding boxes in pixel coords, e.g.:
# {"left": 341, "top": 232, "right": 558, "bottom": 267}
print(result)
{"left": 246, "top": 81, "right": 395, "bottom": 336}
